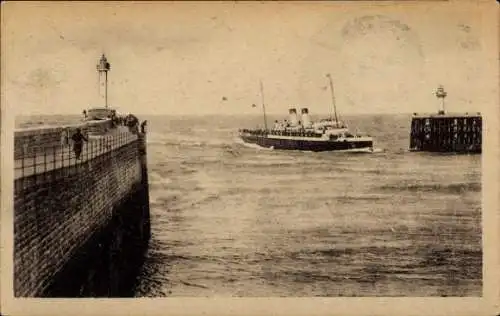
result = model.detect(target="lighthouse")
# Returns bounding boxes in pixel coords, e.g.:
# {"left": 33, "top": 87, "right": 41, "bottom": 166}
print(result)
{"left": 96, "top": 54, "right": 111, "bottom": 108}
{"left": 435, "top": 85, "right": 447, "bottom": 115}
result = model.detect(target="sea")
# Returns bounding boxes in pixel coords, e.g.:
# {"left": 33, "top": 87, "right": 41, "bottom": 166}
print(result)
{"left": 15, "top": 113, "right": 482, "bottom": 297}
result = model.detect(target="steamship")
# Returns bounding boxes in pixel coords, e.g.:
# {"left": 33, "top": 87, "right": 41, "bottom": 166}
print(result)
{"left": 238, "top": 77, "right": 374, "bottom": 152}
{"left": 239, "top": 108, "right": 373, "bottom": 152}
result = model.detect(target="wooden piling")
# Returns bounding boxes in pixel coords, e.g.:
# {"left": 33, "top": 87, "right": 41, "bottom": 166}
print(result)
{"left": 409, "top": 112, "right": 482, "bottom": 153}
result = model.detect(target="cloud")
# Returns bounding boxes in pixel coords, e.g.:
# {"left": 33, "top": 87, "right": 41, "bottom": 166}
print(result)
{"left": 340, "top": 15, "right": 423, "bottom": 58}
{"left": 4, "top": 2, "right": 496, "bottom": 116}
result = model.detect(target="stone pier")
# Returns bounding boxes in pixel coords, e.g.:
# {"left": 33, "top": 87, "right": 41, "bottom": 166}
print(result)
{"left": 13, "top": 120, "right": 151, "bottom": 297}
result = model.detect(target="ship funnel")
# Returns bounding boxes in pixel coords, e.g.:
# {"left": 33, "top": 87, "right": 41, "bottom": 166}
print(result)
{"left": 301, "top": 108, "right": 312, "bottom": 128}
{"left": 288, "top": 108, "right": 299, "bottom": 126}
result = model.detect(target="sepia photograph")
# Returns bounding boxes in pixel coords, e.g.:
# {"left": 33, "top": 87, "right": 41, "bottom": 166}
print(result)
{"left": 1, "top": 1, "right": 499, "bottom": 315}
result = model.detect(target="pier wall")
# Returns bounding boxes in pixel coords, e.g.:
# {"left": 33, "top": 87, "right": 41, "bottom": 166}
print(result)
{"left": 409, "top": 113, "right": 482, "bottom": 153}
{"left": 13, "top": 126, "right": 150, "bottom": 297}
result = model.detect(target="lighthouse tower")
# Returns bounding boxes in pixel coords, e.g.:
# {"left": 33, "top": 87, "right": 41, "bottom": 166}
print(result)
{"left": 435, "top": 85, "right": 447, "bottom": 115}
{"left": 96, "top": 54, "right": 111, "bottom": 108}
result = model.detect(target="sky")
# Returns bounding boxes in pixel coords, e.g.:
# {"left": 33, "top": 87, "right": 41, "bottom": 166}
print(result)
{"left": 2, "top": 1, "right": 498, "bottom": 116}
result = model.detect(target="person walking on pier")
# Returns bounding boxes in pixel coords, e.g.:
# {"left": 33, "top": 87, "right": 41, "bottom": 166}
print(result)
{"left": 60, "top": 128, "right": 69, "bottom": 147}
{"left": 71, "top": 128, "right": 88, "bottom": 160}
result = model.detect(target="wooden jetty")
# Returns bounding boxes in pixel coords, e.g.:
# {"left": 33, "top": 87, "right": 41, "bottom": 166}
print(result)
{"left": 409, "top": 86, "right": 482, "bottom": 153}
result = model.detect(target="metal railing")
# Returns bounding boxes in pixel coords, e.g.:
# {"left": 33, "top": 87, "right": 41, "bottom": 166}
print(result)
{"left": 14, "top": 130, "right": 140, "bottom": 180}
{"left": 14, "top": 119, "right": 116, "bottom": 160}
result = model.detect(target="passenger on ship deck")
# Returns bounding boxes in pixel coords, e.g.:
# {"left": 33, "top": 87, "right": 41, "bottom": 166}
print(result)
{"left": 273, "top": 120, "right": 280, "bottom": 129}
{"left": 276, "top": 121, "right": 287, "bottom": 131}
{"left": 71, "top": 128, "right": 88, "bottom": 160}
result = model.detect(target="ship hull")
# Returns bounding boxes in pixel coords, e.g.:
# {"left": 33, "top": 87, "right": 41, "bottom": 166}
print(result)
{"left": 240, "top": 134, "right": 373, "bottom": 152}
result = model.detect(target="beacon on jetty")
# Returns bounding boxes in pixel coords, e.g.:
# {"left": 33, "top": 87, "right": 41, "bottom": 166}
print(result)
{"left": 82, "top": 54, "right": 140, "bottom": 135}
{"left": 88, "top": 54, "right": 115, "bottom": 119}
{"left": 239, "top": 75, "right": 374, "bottom": 152}
{"left": 409, "top": 85, "right": 482, "bottom": 153}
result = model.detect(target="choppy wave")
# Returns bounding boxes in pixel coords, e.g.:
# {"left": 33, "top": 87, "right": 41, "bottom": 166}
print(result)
{"left": 148, "top": 134, "right": 231, "bottom": 148}
{"left": 129, "top": 114, "right": 482, "bottom": 297}
{"left": 378, "top": 182, "right": 481, "bottom": 194}
{"left": 233, "top": 138, "right": 274, "bottom": 151}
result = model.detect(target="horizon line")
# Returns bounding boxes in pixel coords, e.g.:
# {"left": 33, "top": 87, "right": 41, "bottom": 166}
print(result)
{"left": 15, "top": 111, "right": 460, "bottom": 118}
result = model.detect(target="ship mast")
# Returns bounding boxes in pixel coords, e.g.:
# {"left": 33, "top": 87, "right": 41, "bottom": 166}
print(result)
{"left": 326, "top": 74, "right": 339, "bottom": 126}
{"left": 260, "top": 80, "right": 268, "bottom": 131}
